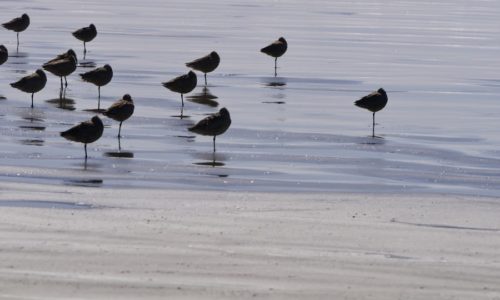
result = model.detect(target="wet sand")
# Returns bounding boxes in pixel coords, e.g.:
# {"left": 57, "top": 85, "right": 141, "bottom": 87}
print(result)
{"left": 1, "top": 182, "right": 500, "bottom": 299}
{"left": 1, "top": 0, "right": 500, "bottom": 298}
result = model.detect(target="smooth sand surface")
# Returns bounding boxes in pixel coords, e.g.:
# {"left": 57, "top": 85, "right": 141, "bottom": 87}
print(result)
{"left": 0, "top": 182, "right": 499, "bottom": 299}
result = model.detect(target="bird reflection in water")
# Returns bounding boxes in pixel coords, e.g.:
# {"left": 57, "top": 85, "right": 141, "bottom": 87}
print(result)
{"left": 64, "top": 178, "right": 103, "bottom": 187}
{"left": 46, "top": 97, "right": 76, "bottom": 111}
{"left": 187, "top": 87, "right": 219, "bottom": 107}
{"left": 193, "top": 151, "right": 227, "bottom": 168}
{"left": 104, "top": 136, "right": 134, "bottom": 158}
{"left": 19, "top": 110, "right": 45, "bottom": 131}
{"left": 261, "top": 77, "right": 287, "bottom": 104}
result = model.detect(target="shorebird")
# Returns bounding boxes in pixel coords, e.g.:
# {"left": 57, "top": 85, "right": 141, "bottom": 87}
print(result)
{"left": 189, "top": 107, "right": 231, "bottom": 152}
{"left": 60, "top": 116, "right": 104, "bottom": 159}
{"left": 0, "top": 45, "right": 8, "bottom": 65}
{"left": 261, "top": 37, "right": 287, "bottom": 77}
{"left": 10, "top": 69, "right": 47, "bottom": 108}
{"left": 354, "top": 88, "right": 388, "bottom": 138}
{"left": 162, "top": 70, "right": 197, "bottom": 107}
{"left": 46, "top": 49, "right": 78, "bottom": 65}
{"left": 2, "top": 13, "right": 30, "bottom": 50}
{"left": 186, "top": 51, "right": 220, "bottom": 86}
{"left": 80, "top": 64, "right": 113, "bottom": 111}
{"left": 43, "top": 50, "right": 78, "bottom": 91}
{"left": 72, "top": 24, "right": 97, "bottom": 58}
{"left": 103, "top": 94, "right": 135, "bottom": 137}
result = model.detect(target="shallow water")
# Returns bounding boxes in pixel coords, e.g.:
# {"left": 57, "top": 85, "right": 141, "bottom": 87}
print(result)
{"left": 1, "top": 0, "right": 500, "bottom": 196}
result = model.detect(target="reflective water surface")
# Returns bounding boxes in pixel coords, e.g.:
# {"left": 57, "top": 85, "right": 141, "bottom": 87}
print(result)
{"left": 1, "top": 0, "right": 500, "bottom": 196}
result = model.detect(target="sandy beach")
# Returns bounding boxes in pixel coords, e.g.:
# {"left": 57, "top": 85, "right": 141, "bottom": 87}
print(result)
{"left": 1, "top": 182, "right": 499, "bottom": 299}
{"left": 2, "top": 0, "right": 500, "bottom": 298}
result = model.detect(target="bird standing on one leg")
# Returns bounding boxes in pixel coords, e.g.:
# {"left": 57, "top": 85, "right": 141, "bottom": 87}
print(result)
{"left": 260, "top": 37, "right": 287, "bottom": 77}
{"left": 2, "top": 13, "right": 30, "bottom": 51}
{"left": 10, "top": 69, "right": 47, "bottom": 108}
{"left": 60, "top": 116, "right": 104, "bottom": 160}
{"left": 185, "top": 51, "right": 220, "bottom": 86}
{"left": 80, "top": 64, "right": 113, "bottom": 111}
{"left": 162, "top": 70, "right": 197, "bottom": 108}
{"left": 72, "top": 24, "right": 97, "bottom": 59}
{"left": 103, "top": 94, "right": 135, "bottom": 138}
{"left": 189, "top": 107, "right": 231, "bottom": 152}
{"left": 354, "top": 88, "right": 388, "bottom": 138}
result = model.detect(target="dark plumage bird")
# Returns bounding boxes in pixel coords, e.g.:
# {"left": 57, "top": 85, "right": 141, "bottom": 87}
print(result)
{"left": 189, "top": 107, "right": 231, "bottom": 152}
{"left": 60, "top": 116, "right": 104, "bottom": 159}
{"left": 0, "top": 45, "right": 8, "bottom": 65}
{"left": 186, "top": 51, "right": 220, "bottom": 86}
{"left": 354, "top": 88, "right": 388, "bottom": 137}
{"left": 72, "top": 24, "right": 97, "bottom": 57}
{"left": 260, "top": 37, "right": 287, "bottom": 77}
{"left": 103, "top": 94, "right": 135, "bottom": 137}
{"left": 10, "top": 69, "right": 47, "bottom": 108}
{"left": 162, "top": 70, "right": 197, "bottom": 107}
{"left": 46, "top": 49, "right": 78, "bottom": 65}
{"left": 80, "top": 64, "right": 113, "bottom": 110}
{"left": 43, "top": 49, "right": 78, "bottom": 90}
{"left": 2, "top": 13, "right": 30, "bottom": 49}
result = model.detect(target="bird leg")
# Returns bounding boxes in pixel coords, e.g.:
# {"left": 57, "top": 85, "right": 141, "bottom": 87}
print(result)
{"left": 84, "top": 143, "right": 88, "bottom": 159}
{"left": 64, "top": 76, "right": 68, "bottom": 87}
{"left": 83, "top": 42, "right": 87, "bottom": 58}
{"left": 274, "top": 57, "right": 277, "bottom": 77}
{"left": 97, "top": 86, "right": 101, "bottom": 110}
{"left": 31, "top": 93, "right": 34, "bottom": 108}
{"left": 204, "top": 73, "right": 207, "bottom": 86}
{"left": 16, "top": 33, "right": 19, "bottom": 51}
{"left": 60, "top": 76, "right": 63, "bottom": 93}
{"left": 372, "top": 112, "right": 375, "bottom": 138}
{"left": 181, "top": 94, "right": 184, "bottom": 107}
{"left": 118, "top": 121, "right": 122, "bottom": 138}
{"left": 213, "top": 135, "right": 216, "bottom": 153}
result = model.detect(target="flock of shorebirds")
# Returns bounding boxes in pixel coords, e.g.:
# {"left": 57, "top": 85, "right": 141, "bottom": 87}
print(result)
{"left": 1, "top": 13, "right": 388, "bottom": 161}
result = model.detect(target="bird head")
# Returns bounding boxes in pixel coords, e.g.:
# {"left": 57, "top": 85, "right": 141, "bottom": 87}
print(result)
{"left": 219, "top": 107, "right": 230, "bottom": 117}
{"left": 91, "top": 115, "right": 103, "bottom": 125}
{"left": 35, "top": 69, "right": 46, "bottom": 78}
{"left": 123, "top": 94, "right": 133, "bottom": 102}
